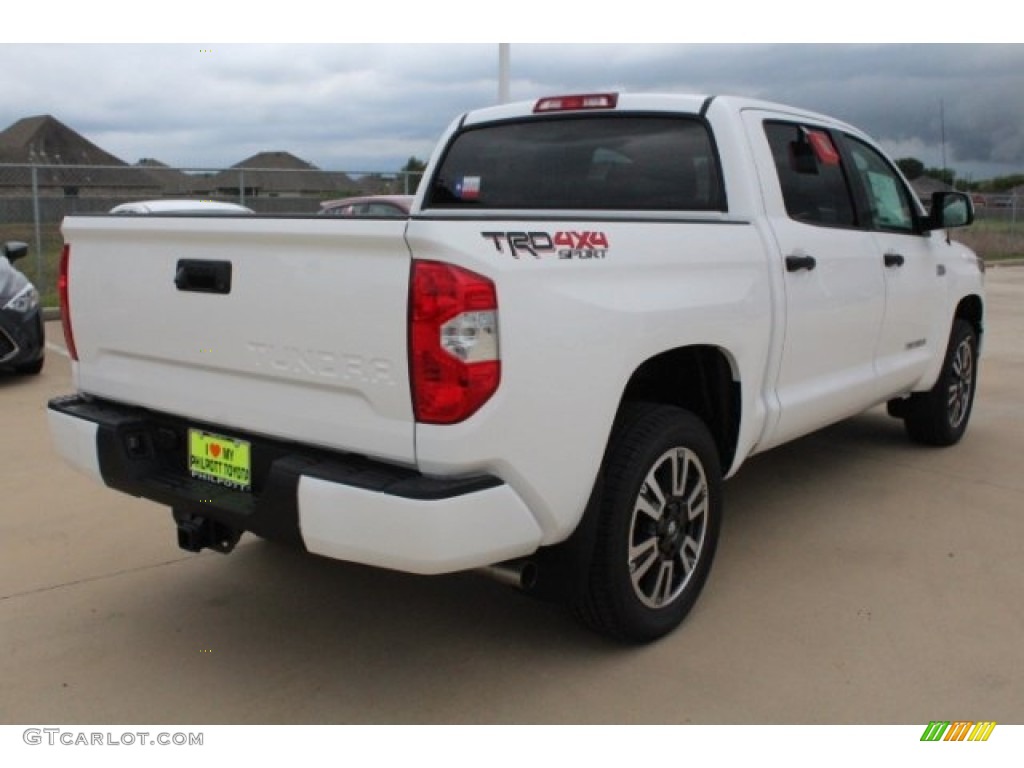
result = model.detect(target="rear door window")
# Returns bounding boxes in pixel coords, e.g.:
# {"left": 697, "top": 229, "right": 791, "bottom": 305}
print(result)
{"left": 426, "top": 116, "right": 724, "bottom": 212}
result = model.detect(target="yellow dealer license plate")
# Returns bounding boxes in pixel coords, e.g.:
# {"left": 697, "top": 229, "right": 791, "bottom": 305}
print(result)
{"left": 188, "top": 429, "right": 252, "bottom": 492}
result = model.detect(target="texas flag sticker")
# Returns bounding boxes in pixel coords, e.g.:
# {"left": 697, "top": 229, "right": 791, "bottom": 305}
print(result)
{"left": 460, "top": 176, "right": 481, "bottom": 200}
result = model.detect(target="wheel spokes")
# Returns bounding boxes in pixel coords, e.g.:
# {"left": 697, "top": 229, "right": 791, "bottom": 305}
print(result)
{"left": 636, "top": 471, "right": 667, "bottom": 522}
{"left": 680, "top": 535, "right": 700, "bottom": 574}
{"left": 686, "top": 483, "right": 707, "bottom": 521}
{"left": 652, "top": 561, "right": 675, "bottom": 606}
{"left": 635, "top": 493, "right": 662, "bottom": 523}
{"left": 629, "top": 537, "right": 660, "bottom": 583}
{"left": 628, "top": 447, "right": 709, "bottom": 610}
{"left": 672, "top": 448, "right": 689, "bottom": 497}
{"left": 947, "top": 339, "right": 974, "bottom": 429}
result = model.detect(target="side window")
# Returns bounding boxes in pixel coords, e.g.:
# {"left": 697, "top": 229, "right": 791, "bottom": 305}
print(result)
{"left": 764, "top": 121, "right": 857, "bottom": 228}
{"left": 845, "top": 138, "right": 916, "bottom": 233}
{"left": 365, "top": 203, "right": 405, "bottom": 217}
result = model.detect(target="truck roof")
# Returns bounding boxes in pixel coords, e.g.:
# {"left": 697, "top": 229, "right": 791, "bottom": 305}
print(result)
{"left": 460, "top": 92, "right": 860, "bottom": 136}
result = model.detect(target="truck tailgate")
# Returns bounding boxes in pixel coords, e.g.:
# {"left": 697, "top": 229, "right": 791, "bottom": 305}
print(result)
{"left": 62, "top": 215, "right": 415, "bottom": 465}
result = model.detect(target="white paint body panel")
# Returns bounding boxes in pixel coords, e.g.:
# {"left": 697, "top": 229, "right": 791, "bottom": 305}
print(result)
{"left": 407, "top": 217, "right": 773, "bottom": 543}
{"left": 298, "top": 477, "right": 543, "bottom": 573}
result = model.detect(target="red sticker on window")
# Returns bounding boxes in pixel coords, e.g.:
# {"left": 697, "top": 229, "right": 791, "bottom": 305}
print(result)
{"left": 807, "top": 130, "right": 840, "bottom": 166}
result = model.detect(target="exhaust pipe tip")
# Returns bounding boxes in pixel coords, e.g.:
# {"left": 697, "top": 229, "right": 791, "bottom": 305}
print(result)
{"left": 477, "top": 559, "right": 539, "bottom": 591}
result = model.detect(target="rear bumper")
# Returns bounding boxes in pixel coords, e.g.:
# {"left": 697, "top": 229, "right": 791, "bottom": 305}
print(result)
{"left": 47, "top": 395, "right": 543, "bottom": 574}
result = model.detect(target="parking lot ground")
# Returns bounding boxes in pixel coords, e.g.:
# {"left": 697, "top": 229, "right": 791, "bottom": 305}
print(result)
{"left": 1, "top": 266, "right": 1022, "bottom": 724}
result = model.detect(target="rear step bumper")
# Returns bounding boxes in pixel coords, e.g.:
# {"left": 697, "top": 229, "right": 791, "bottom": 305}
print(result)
{"left": 47, "top": 395, "right": 544, "bottom": 574}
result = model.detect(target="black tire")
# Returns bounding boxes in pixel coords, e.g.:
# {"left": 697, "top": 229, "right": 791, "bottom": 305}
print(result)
{"left": 575, "top": 403, "right": 722, "bottom": 643}
{"left": 15, "top": 356, "right": 44, "bottom": 375}
{"left": 903, "top": 319, "right": 978, "bottom": 446}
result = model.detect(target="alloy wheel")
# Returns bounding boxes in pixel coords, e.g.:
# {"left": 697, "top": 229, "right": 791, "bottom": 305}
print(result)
{"left": 628, "top": 447, "right": 709, "bottom": 609}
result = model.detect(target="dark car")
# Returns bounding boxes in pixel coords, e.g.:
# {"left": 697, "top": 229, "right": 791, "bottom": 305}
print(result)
{"left": 318, "top": 195, "right": 414, "bottom": 217}
{"left": 0, "top": 241, "right": 44, "bottom": 375}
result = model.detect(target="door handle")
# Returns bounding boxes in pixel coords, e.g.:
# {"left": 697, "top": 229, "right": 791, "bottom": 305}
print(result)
{"left": 884, "top": 252, "right": 905, "bottom": 268}
{"left": 785, "top": 254, "right": 817, "bottom": 272}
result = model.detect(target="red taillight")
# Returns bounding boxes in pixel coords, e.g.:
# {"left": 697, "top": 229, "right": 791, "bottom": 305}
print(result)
{"left": 410, "top": 261, "right": 500, "bottom": 424}
{"left": 58, "top": 244, "right": 78, "bottom": 361}
{"left": 534, "top": 93, "right": 618, "bottom": 113}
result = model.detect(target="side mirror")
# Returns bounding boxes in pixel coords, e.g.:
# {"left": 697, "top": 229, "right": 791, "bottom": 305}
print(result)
{"left": 3, "top": 241, "right": 29, "bottom": 263}
{"left": 925, "top": 191, "right": 974, "bottom": 230}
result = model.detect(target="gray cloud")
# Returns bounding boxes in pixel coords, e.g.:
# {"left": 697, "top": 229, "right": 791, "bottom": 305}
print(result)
{"left": 0, "top": 44, "right": 1021, "bottom": 178}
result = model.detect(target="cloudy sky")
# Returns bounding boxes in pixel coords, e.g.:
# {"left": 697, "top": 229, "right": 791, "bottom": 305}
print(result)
{"left": 2, "top": 8, "right": 1020, "bottom": 181}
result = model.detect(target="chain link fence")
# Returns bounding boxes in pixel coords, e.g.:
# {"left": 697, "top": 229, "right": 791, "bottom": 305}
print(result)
{"left": 1, "top": 162, "right": 1020, "bottom": 306}
{"left": 0, "top": 163, "right": 422, "bottom": 303}
{"left": 961, "top": 194, "right": 1024, "bottom": 265}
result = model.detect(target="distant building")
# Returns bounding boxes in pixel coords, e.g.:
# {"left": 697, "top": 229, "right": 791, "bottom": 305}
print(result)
{"left": 134, "top": 158, "right": 199, "bottom": 196}
{"left": 199, "top": 151, "right": 354, "bottom": 199}
{"left": 909, "top": 175, "right": 953, "bottom": 207}
{"left": 0, "top": 115, "right": 158, "bottom": 198}
{"left": 0, "top": 115, "right": 404, "bottom": 207}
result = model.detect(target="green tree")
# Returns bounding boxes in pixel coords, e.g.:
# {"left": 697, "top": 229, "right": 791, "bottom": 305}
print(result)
{"left": 896, "top": 157, "right": 925, "bottom": 180}
{"left": 400, "top": 156, "right": 427, "bottom": 194}
{"left": 924, "top": 167, "right": 956, "bottom": 187}
{"left": 976, "top": 174, "right": 1024, "bottom": 193}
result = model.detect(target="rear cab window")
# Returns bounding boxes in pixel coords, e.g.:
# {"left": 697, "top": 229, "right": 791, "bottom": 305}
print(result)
{"left": 425, "top": 116, "right": 725, "bottom": 212}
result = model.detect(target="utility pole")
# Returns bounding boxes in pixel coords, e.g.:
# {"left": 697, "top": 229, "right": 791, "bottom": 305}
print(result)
{"left": 30, "top": 165, "right": 43, "bottom": 288}
{"left": 498, "top": 44, "right": 510, "bottom": 105}
{"left": 940, "top": 98, "right": 949, "bottom": 186}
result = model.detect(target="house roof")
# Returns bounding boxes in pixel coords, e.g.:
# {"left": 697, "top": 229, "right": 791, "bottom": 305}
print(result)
{"left": 233, "top": 151, "right": 318, "bottom": 171}
{"left": 134, "top": 158, "right": 199, "bottom": 194}
{"left": 909, "top": 175, "right": 953, "bottom": 200}
{"left": 203, "top": 151, "right": 354, "bottom": 194}
{"left": 0, "top": 114, "right": 126, "bottom": 166}
{"left": 0, "top": 114, "right": 156, "bottom": 190}
{"left": 351, "top": 174, "right": 407, "bottom": 195}
{"left": 0, "top": 117, "right": 388, "bottom": 198}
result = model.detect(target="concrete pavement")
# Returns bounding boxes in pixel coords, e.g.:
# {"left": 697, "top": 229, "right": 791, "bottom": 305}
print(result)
{"left": 2, "top": 267, "right": 1022, "bottom": 724}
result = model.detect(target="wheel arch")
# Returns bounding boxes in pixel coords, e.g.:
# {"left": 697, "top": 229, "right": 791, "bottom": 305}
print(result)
{"left": 528, "top": 345, "right": 740, "bottom": 607}
{"left": 955, "top": 293, "right": 984, "bottom": 339}
{"left": 617, "top": 345, "right": 741, "bottom": 473}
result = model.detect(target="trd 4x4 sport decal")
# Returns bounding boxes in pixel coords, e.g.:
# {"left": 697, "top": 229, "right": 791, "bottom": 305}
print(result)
{"left": 481, "top": 231, "right": 609, "bottom": 260}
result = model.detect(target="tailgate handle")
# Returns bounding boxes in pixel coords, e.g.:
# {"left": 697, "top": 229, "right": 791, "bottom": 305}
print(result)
{"left": 174, "top": 260, "right": 232, "bottom": 294}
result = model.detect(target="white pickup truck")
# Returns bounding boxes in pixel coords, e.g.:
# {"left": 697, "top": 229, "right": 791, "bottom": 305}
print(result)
{"left": 48, "top": 93, "right": 984, "bottom": 642}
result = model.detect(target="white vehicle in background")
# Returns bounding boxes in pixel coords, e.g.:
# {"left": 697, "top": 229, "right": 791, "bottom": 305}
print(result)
{"left": 318, "top": 194, "right": 414, "bottom": 217}
{"left": 110, "top": 200, "right": 253, "bottom": 215}
{"left": 51, "top": 92, "right": 984, "bottom": 642}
